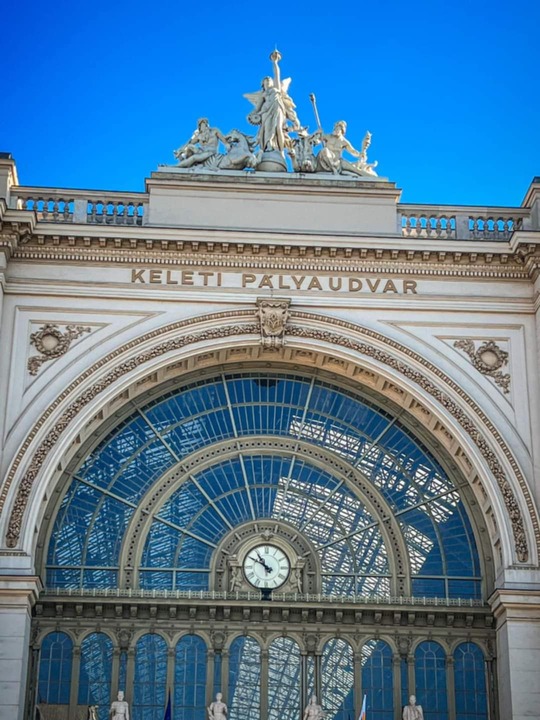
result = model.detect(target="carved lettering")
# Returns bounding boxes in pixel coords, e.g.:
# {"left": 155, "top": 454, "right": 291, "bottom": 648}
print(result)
{"left": 149, "top": 270, "right": 162, "bottom": 284}
{"left": 199, "top": 271, "right": 214, "bottom": 286}
{"left": 349, "top": 278, "right": 363, "bottom": 291}
{"left": 328, "top": 278, "right": 342, "bottom": 291}
{"left": 291, "top": 276, "right": 306, "bottom": 290}
{"left": 366, "top": 279, "right": 381, "bottom": 292}
{"left": 131, "top": 269, "right": 146, "bottom": 283}
{"left": 166, "top": 270, "right": 178, "bottom": 285}
{"left": 181, "top": 271, "right": 194, "bottom": 285}
{"left": 403, "top": 280, "right": 418, "bottom": 294}
{"left": 243, "top": 273, "right": 257, "bottom": 287}
{"left": 258, "top": 275, "right": 274, "bottom": 289}
{"left": 307, "top": 276, "right": 323, "bottom": 291}
{"left": 382, "top": 280, "right": 398, "bottom": 293}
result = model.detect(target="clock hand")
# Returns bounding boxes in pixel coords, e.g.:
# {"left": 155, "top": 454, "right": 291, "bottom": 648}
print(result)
{"left": 256, "top": 552, "right": 273, "bottom": 574}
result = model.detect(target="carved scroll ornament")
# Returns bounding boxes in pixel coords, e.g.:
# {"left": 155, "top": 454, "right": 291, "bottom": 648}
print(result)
{"left": 28, "top": 323, "right": 91, "bottom": 375}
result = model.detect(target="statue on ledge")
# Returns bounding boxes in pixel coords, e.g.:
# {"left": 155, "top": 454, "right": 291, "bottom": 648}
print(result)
{"left": 208, "top": 692, "right": 227, "bottom": 720}
{"left": 303, "top": 694, "right": 325, "bottom": 720}
{"left": 174, "top": 118, "right": 229, "bottom": 168}
{"left": 244, "top": 50, "right": 301, "bottom": 153}
{"left": 315, "top": 120, "right": 377, "bottom": 177}
{"left": 110, "top": 690, "right": 129, "bottom": 719}
{"left": 402, "top": 695, "right": 424, "bottom": 720}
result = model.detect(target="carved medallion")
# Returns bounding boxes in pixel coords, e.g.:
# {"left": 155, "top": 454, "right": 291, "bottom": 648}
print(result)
{"left": 454, "top": 339, "right": 510, "bottom": 393}
{"left": 255, "top": 298, "right": 290, "bottom": 348}
{"left": 28, "top": 323, "right": 91, "bottom": 375}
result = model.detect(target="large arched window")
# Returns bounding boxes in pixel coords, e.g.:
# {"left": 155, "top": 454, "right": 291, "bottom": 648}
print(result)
{"left": 38, "top": 631, "right": 73, "bottom": 706}
{"left": 133, "top": 634, "right": 168, "bottom": 720}
{"left": 175, "top": 635, "right": 207, "bottom": 720}
{"left": 46, "top": 372, "right": 483, "bottom": 600}
{"left": 414, "top": 641, "right": 447, "bottom": 720}
{"left": 321, "top": 639, "right": 354, "bottom": 720}
{"left": 361, "top": 640, "right": 393, "bottom": 720}
{"left": 268, "top": 637, "right": 301, "bottom": 720}
{"left": 454, "top": 642, "right": 488, "bottom": 719}
{"left": 78, "top": 632, "right": 113, "bottom": 718}
{"left": 228, "top": 637, "right": 261, "bottom": 720}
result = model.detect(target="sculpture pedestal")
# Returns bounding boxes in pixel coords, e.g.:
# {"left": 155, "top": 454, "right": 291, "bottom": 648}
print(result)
{"left": 257, "top": 151, "right": 287, "bottom": 173}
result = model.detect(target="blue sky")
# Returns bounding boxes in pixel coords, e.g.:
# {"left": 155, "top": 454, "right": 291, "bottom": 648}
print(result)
{"left": 2, "top": 0, "right": 539, "bottom": 206}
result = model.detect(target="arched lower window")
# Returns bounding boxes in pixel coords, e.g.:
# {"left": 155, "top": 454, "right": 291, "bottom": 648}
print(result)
{"left": 228, "top": 637, "right": 261, "bottom": 720}
{"left": 268, "top": 637, "right": 301, "bottom": 720}
{"left": 414, "top": 641, "right": 448, "bottom": 720}
{"left": 133, "top": 634, "right": 168, "bottom": 720}
{"left": 78, "top": 632, "right": 113, "bottom": 719}
{"left": 361, "top": 640, "right": 393, "bottom": 720}
{"left": 322, "top": 639, "right": 354, "bottom": 720}
{"left": 175, "top": 635, "right": 207, "bottom": 720}
{"left": 38, "top": 631, "right": 73, "bottom": 706}
{"left": 454, "top": 642, "right": 488, "bottom": 719}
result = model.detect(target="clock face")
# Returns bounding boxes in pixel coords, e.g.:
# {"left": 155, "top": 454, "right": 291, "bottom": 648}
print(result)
{"left": 243, "top": 544, "right": 290, "bottom": 589}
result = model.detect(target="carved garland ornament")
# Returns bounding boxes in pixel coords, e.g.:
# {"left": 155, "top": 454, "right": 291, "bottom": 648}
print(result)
{"left": 28, "top": 323, "right": 91, "bottom": 375}
{"left": 454, "top": 339, "right": 510, "bottom": 394}
{"left": 2, "top": 312, "right": 533, "bottom": 563}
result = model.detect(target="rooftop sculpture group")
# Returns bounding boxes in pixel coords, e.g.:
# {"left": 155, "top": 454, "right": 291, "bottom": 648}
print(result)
{"left": 173, "top": 51, "right": 378, "bottom": 178}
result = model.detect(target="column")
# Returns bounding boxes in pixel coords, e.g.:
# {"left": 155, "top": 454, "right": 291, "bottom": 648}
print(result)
{"left": 125, "top": 648, "right": 136, "bottom": 707}
{"left": 260, "top": 648, "right": 269, "bottom": 720}
{"left": 353, "top": 651, "right": 362, "bottom": 720}
{"left": 111, "top": 648, "right": 121, "bottom": 699}
{"left": 392, "top": 653, "right": 402, "bottom": 720}
{"left": 206, "top": 650, "right": 216, "bottom": 706}
{"left": 446, "top": 654, "right": 456, "bottom": 720}
{"left": 69, "top": 645, "right": 82, "bottom": 717}
{"left": 0, "top": 576, "right": 42, "bottom": 720}
{"left": 221, "top": 649, "right": 229, "bottom": 700}
{"left": 490, "top": 589, "right": 540, "bottom": 720}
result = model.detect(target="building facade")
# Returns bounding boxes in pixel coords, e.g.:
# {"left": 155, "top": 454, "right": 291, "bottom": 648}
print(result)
{"left": 0, "top": 131, "right": 540, "bottom": 719}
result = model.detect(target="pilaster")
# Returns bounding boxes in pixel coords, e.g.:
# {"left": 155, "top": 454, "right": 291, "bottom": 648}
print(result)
{"left": 489, "top": 589, "right": 540, "bottom": 720}
{"left": 0, "top": 576, "right": 42, "bottom": 720}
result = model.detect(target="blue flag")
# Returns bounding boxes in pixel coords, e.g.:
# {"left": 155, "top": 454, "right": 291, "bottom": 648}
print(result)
{"left": 163, "top": 690, "right": 172, "bottom": 720}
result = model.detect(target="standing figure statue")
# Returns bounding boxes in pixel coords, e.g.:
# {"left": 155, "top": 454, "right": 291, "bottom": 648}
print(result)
{"left": 110, "top": 691, "right": 129, "bottom": 720}
{"left": 403, "top": 695, "right": 424, "bottom": 720}
{"left": 303, "top": 694, "right": 325, "bottom": 720}
{"left": 87, "top": 706, "right": 98, "bottom": 720}
{"left": 244, "top": 50, "right": 301, "bottom": 153}
{"left": 174, "top": 118, "right": 229, "bottom": 168}
{"left": 208, "top": 692, "right": 227, "bottom": 720}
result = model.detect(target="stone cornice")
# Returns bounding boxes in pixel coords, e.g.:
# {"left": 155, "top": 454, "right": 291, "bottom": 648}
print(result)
{"left": 10, "top": 231, "right": 540, "bottom": 281}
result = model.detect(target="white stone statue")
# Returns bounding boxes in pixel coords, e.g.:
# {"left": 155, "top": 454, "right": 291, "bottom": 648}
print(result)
{"left": 206, "top": 130, "right": 259, "bottom": 172}
{"left": 87, "top": 706, "right": 98, "bottom": 720}
{"left": 110, "top": 691, "right": 129, "bottom": 720}
{"left": 208, "top": 692, "right": 227, "bottom": 720}
{"left": 288, "top": 127, "right": 321, "bottom": 173}
{"left": 303, "top": 694, "right": 325, "bottom": 720}
{"left": 244, "top": 50, "right": 301, "bottom": 153}
{"left": 174, "top": 118, "right": 230, "bottom": 168}
{"left": 402, "top": 695, "right": 424, "bottom": 720}
{"left": 316, "top": 121, "right": 377, "bottom": 177}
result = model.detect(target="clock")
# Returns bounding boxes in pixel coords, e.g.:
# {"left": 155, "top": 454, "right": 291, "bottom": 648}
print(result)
{"left": 243, "top": 544, "right": 291, "bottom": 589}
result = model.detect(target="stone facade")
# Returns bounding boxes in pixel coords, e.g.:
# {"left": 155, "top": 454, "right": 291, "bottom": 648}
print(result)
{"left": 1, "top": 153, "right": 540, "bottom": 719}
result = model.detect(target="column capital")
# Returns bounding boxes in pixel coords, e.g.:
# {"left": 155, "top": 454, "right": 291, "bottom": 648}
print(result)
{"left": 0, "top": 575, "right": 43, "bottom": 607}
{"left": 488, "top": 588, "right": 540, "bottom": 622}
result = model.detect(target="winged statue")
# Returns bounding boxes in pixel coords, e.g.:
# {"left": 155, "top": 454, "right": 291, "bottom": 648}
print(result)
{"left": 244, "top": 50, "right": 301, "bottom": 153}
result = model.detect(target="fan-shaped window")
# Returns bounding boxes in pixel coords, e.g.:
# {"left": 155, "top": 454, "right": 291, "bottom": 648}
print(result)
{"left": 46, "top": 373, "right": 482, "bottom": 600}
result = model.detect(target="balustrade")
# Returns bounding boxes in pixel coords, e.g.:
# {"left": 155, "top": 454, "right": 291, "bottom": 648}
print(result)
{"left": 400, "top": 205, "right": 528, "bottom": 241}
{"left": 18, "top": 196, "right": 74, "bottom": 222}
{"left": 86, "top": 199, "right": 145, "bottom": 225}
{"left": 401, "top": 212, "right": 456, "bottom": 239}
